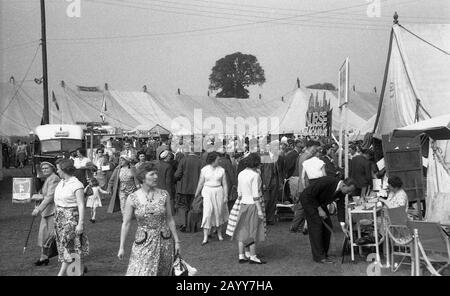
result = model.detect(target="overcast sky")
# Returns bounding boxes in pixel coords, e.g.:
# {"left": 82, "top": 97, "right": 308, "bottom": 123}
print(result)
{"left": 1, "top": 0, "right": 449, "bottom": 100}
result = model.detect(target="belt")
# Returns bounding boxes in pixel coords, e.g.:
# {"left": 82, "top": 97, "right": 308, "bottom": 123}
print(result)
{"left": 204, "top": 184, "right": 221, "bottom": 188}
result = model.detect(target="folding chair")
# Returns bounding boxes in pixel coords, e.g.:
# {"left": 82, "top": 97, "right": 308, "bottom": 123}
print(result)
{"left": 274, "top": 178, "right": 295, "bottom": 221}
{"left": 408, "top": 221, "right": 450, "bottom": 276}
{"left": 384, "top": 206, "right": 414, "bottom": 274}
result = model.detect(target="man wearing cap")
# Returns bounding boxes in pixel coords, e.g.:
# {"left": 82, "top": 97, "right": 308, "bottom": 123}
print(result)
{"left": 156, "top": 139, "right": 169, "bottom": 161}
{"left": 157, "top": 150, "right": 175, "bottom": 212}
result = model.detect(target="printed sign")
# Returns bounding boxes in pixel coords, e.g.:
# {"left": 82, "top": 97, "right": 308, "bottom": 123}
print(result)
{"left": 12, "top": 178, "right": 33, "bottom": 203}
{"left": 305, "top": 91, "right": 332, "bottom": 137}
{"left": 338, "top": 58, "right": 349, "bottom": 107}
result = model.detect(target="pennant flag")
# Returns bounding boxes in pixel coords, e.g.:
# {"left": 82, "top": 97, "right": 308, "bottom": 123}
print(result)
{"left": 100, "top": 94, "right": 107, "bottom": 122}
{"left": 52, "top": 91, "right": 60, "bottom": 111}
{"left": 102, "top": 95, "right": 107, "bottom": 112}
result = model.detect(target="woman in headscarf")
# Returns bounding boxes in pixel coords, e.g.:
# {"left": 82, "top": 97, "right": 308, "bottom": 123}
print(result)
{"left": 31, "top": 161, "right": 60, "bottom": 266}
{"left": 107, "top": 155, "right": 139, "bottom": 217}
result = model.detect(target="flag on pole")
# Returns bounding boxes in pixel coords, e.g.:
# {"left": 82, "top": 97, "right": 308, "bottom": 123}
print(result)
{"left": 52, "top": 91, "right": 60, "bottom": 111}
{"left": 100, "top": 94, "right": 107, "bottom": 122}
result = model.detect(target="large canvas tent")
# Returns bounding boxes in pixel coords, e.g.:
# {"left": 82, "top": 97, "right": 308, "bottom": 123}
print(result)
{"left": 269, "top": 87, "right": 378, "bottom": 135}
{"left": 372, "top": 23, "right": 450, "bottom": 223}
{"left": 373, "top": 24, "right": 450, "bottom": 137}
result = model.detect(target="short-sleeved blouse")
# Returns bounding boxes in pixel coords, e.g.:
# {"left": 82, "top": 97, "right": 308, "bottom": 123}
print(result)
{"left": 237, "top": 168, "right": 262, "bottom": 205}
{"left": 54, "top": 176, "right": 84, "bottom": 207}
{"left": 386, "top": 189, "right": 408, "bottom": 209}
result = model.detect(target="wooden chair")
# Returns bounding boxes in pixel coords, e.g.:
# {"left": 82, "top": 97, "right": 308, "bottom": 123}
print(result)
{"left": 384, "top": 206, "right": 415, "bottom": 274}
{"left": 408, "top": 221, "right": 450, "bottom": 276}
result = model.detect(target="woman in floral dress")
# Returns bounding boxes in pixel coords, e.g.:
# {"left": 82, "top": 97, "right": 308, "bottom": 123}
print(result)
{"left": 117, "top": 162, "right": 181, "bottom": 276}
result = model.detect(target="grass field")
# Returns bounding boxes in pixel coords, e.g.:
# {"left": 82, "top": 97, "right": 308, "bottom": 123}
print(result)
{"left": 0, "top": 167, "right": 413, "bottom": 276}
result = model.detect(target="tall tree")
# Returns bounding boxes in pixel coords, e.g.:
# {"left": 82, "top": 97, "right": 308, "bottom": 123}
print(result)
{"left": 209, "top": 52, "right": 265, "bottom": 99}
{"left": 307, "top": 82, "right": 337, "bottom": 91}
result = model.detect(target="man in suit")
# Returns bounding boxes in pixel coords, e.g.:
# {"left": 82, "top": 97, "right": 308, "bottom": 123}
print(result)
{"left": 157, "top": 150, "right": 175, "bottom": 213}
{"left": 349, "top": 147, "right": 372, "bottom": 197}
{"left": 261, "top": 144, "right": 279, "bottom": 225}
{"left": 174, "top": 150, "right": 202, "bottom": 232}
{"left": 300, "top": 176, "right": 355, "bottom": 263}
{"left": 284, "top": 140, "right": 304, "bottom": 179}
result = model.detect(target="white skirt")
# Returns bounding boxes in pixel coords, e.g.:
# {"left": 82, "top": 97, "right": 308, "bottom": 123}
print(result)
{"left": 201, "top": 186, "right": 229, "bottom": 229}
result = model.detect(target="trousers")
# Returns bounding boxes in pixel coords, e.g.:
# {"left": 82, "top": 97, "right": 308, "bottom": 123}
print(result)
{"left": 301, "top": 199, "right": 333, "bottom": 262}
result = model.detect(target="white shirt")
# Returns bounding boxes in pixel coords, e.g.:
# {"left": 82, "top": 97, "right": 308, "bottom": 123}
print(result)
{"left": 302, "top": 156, "right": 325, "bottom": 180}
{"left": 54, "top": 176, "right": 84, "bottom": 207}
{"left": 74, "top": 157, "right": 90, "bottom": 169}
{"left": 237, "top": 168, "right": 262, "bottom": 205}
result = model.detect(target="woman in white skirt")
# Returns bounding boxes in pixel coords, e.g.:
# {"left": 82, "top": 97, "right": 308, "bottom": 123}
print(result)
{"left": 195, "top": 152, "right": 229, "bottom": 245}
{"left": 227, "top": 153, "right": 266, "bottom": 264}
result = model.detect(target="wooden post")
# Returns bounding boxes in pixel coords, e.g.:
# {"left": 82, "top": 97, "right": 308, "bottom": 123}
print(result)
{"left": 40, "top": 0, "right": 49, "bottom": 125}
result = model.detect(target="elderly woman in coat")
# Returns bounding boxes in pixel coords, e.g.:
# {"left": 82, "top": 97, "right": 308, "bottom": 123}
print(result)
{"left": 107, "top": 155, "right": 139, "bottom": 217}
{"left": 31, "top": 161, "right": 60, "bottom": 266}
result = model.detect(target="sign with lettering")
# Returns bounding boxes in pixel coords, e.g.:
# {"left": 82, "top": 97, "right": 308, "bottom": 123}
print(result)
{"left": 305, "top": 91, "right": 332, "bottom": 137}
{"left": 12, "top": 178, "right": 33, "bottom": 203}
{"left": 55, "top": 131, "right": 70, "bottom": 137}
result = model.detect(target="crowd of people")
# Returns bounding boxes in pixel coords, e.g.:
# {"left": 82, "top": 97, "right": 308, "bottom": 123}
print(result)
{"left": 28, "top": 134, "right": 410, "bottom": 275}
{"left": 2, "top": 138, "right": 30, "bottom": 168}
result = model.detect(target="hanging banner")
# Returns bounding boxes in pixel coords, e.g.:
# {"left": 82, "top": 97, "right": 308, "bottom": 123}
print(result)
{"left": 338, "top": 58, "right": 349, "bottom": 107}
{"left": 12, "top": 178, "right": 33, "bottom": 203}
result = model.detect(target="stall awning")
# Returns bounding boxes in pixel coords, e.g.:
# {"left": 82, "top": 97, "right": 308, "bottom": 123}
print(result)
{"left": 393, "top": 113, "right": 450, "bottom": 140}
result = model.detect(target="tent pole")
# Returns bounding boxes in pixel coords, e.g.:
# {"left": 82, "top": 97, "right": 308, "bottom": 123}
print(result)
{"left": 373, "top": 28, "right": 394, "bottom": 134}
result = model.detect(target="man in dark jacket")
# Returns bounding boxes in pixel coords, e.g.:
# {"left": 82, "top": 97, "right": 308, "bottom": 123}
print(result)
{"left": 261, "top": 149, "right": 279, "bottom": 225}
{"left": 300, "top": 176, "right": 355, "bottom": 263}
{"left": 349, "top": 148, "right": 372, "bottom": 197}
{"left": 174, "top": 151, "right": 202, "bottom": 232}
{"left": 320, "top": 144, "right": 337, "bottom": 177}
{"left": 157, "top": 150, "right": 175, "bottom": 212}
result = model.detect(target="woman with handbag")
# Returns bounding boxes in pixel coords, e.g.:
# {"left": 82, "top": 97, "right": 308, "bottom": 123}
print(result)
{"left": 117, "top": 162, "right": 181, "bottom": 276}
{"left": 226, "top": 153, "right": 267, "bottom": 264}
{"left": 195, "top": 152, "right": 229, "bottom": 245}
{"left": 54, "top": 159, "right": 89, "bottom": 276}
{"left": 31, "top": 161, "right": 60, "bottom": 266}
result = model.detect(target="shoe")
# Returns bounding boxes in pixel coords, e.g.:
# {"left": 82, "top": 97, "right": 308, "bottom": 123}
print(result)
{"left": 326, "top": 255, "right": 337, "bottom": 260}
{"left": 238, "top": 257, "right": 249, "bottom": 264}
{"left": 289, "top": 227, "right": 298, "bottom": 233}
{"left": 318, "top": 258, "right": 334, "bottom": 264}
{"left": 302, "top": 228, "right": 308, "bottom": 235}
{"left": 34, "top": 259, "right": 49, "bottom": 266}
{"left": 90, "top": 219, "right": 96, "bottom": 223}
{"left": 201, "top": 241, "right": 208, "bottom": 246}
{"left": 179, "top": 226, "right": 186, "bottom": 233}
{"left": 218, "top": 236, "right": 224, "bottom": 241}
{"left": 249, "top": 258, "right": 267, "bottom": 264}
{"left": 267, "top": 221, "right": 275, "bottom": 226}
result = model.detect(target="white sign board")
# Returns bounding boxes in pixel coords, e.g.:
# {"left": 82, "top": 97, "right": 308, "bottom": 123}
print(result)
{"left": 12, "top": 178, "right": 33, "bottom": 203}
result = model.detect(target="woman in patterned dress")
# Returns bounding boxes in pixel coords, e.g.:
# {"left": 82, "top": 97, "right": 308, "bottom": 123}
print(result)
{"left": 107, "top": 155, "right": 139, "bottom": 217}
{"left": 117, "top": 162, "right": 181, "bottom": 276}
{"left": 381, "top": 176, "right": 408, "bottom": 210}
{"left": 54, "top": 159, "right": 89, "bottom": 276}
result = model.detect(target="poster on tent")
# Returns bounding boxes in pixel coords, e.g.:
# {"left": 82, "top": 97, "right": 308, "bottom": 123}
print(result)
{"left": 12, "top": 178, "right": 33, "bottom": 203}
{"left": 305, "top": 91, "right": 332, "bottom": 137}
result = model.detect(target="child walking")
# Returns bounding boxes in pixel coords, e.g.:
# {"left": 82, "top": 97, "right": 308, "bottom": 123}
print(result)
{"left": 85, "top": 178, "right": 108, "bottom": 223}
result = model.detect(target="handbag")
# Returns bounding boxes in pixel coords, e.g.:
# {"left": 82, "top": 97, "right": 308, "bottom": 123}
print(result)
{"left": 43, "top": 233, "right": 58, "bottom": 259}
{"left": 172, "top": 253, "right": 197, "bottom": 276}
{"left": 191, "top": 195, "right": 203, "bottom": 213}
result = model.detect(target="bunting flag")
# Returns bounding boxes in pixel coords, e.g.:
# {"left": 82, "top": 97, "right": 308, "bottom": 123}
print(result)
{"left": 52, "top": 90, "right": 60, "bottom": 111}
